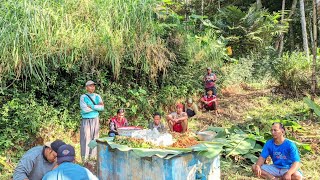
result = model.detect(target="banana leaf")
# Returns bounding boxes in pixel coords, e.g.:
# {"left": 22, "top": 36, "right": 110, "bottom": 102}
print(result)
{"left": 303, "top": 97, "right": 320, "bottom": 117}
{"left": 95, "top": 137, "right": 223, "bottom": 159}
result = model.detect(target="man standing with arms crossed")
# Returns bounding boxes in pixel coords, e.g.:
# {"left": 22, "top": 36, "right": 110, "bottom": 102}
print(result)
{"left": 80, "top": 80, "right": 104, "bottom": 162}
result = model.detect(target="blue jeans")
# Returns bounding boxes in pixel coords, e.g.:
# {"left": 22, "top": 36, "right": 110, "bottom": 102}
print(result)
{"left": 109, "top": 132, "right": 116, "bottom": 137}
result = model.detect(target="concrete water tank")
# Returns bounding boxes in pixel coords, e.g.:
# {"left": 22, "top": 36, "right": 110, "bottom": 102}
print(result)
{"left": 96, "top": 139, "right": 220, "bottom": 180}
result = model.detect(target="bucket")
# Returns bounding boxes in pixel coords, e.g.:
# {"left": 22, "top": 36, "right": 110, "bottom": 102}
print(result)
{"left": 197, "top": 131, "right": 216, "bottom": 141}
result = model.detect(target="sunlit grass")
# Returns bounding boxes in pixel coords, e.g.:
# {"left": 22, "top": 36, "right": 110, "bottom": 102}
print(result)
{"left": 0, "top": 0, "right": 175, "bottom": 88}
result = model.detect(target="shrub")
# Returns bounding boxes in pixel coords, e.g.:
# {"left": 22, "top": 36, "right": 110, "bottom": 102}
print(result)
{"left": 0, "top": 93, "right": 78, "bottom": 153}
{"left": 273, "top": 52, "right": 311, "bottom": 97}
{"left": 220, "top": 57, "right": 254, "bottom": 87}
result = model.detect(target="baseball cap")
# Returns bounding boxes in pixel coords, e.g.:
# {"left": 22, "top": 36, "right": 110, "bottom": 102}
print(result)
{"left": 44, "top": 139, "right": 66, "bottom": 153}
{"left": 187, "top": 98, "right": 193, "bottom": 104}
{"left": 85, "top": 80, "right": 96, "bottom": 86}
{"left": 57, "top": 144, "right": 75, "bottom": 164}
{"left": 207, "top": 67, "right": 212, "bottom": 70}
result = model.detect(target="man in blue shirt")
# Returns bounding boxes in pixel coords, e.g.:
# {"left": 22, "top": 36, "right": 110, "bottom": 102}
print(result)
{"left": 252, "top": 122, "right": 302, "bottom": 180}
{"left": 80, "top": 80, "right": 104, "bottom": 162}
{"left": 42, "top": 144, "right": 98, "bottom": 180}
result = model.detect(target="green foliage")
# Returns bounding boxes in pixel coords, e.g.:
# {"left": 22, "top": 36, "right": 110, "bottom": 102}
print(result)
{"left": 184, "top": 30, "right": 229, "bottom": 65}
{"left": 209, "top": 5, "right": 288, "bottom": 56}
{"left": 120, "top": 88, "right": 154, "bottom": 126}
{"left": 220, "top": 57, "right": 254, "bottom": 86}
{"left": 0, "top": 0, "right": 175, "bottom": 89}
{"left": 273, "top": 52, "right": 311, "bottom": 96}
{"left": 0, "top": 93, "right": 78, "bottom": 152}
{"left": 303, "top": 97, "right": 320, "bottom": 118}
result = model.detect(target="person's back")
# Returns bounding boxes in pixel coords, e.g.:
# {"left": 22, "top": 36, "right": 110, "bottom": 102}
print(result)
{"left": 185, "top": 99, "right": 198, "bottom": 117}
{"left": 14, "top": 146, "right": 55, "bottom": 180}
{"left": 43, "top": 144, "right": 98, "bottom": 180}
{"left": 42, "top": 162, "right": 97, "bottom": 180}
{"left": 14, "top": 140, "right": 66, "bottom": 180}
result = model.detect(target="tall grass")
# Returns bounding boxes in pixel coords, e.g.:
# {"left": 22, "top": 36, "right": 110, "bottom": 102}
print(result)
{"left": 0, "top": 0, "right": 175, "bottom": 89}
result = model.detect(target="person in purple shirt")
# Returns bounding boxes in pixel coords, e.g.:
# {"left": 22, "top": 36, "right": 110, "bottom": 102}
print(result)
{"left": 252, "top": 122, "right": 302, "bottom": 180}
{"left": 203, "top": 67, "right": 217, "bottom": 95}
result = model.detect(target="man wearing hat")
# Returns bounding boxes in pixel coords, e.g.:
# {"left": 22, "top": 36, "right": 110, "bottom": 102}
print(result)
{"left": 185, "top": 98, "right": 198, "bottom": 118}
{"left": 42, "top": 144, "right": 98, "bottom": 180}
{"left": 13, "top": 139, "right": 66, "bottom": 180}
{"left": 166, "top": 103, "right": 188, "bottom": 133}
{"left": 203, "top": 67, "right": 217, "bottom": 95}
{"left": 80, "top": 80, "right": 104, "bottom": 162}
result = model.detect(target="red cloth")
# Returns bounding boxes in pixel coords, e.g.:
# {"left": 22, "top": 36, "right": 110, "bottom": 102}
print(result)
{"left": 173, "top": 123, "right": 183, "bottom": 133}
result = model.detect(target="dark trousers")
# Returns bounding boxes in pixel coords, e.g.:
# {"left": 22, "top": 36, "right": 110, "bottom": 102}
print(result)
{"left": 186, "top": 109, "right": 196, "bottom": 117}
{"left": 204, "top": 103, "right": 216, "bottom": 111}
{"left": 205, "top": 86, "right": 217, "bottom": 95}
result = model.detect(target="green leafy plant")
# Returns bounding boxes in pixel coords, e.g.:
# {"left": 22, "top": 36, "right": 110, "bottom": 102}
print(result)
{"left": 273, "top": 52, "right": 311, "bottom": 97}
{"left": 303, "top": 97, "right": 320, "bottom": 117}
{"left": 209, "top": 5, "right": 288, "bottom": 56}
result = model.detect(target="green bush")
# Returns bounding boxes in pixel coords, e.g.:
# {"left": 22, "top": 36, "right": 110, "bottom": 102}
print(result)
{"left": 273, "top": 52, "right": 311, "bottom": 96}
{"left": 0, "top": 93, "right": 78, "bottom": 153}
{"left": 221, "top": 57, "right": 254, "bottom": 87}
{"left": 210, "top": 5, "right": 287, "bottom": 57}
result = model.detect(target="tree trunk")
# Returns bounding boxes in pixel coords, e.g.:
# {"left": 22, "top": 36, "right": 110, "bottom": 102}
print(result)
{"left": 288, "top": 0, "right": 298, "bottom": 19}
{"left": 257, "top": 0, "right": 262, "bottom": 9}
{"left": 200, "top": 0, "right": 204, "bottom": 30}
{"left": 278, "top": 0, "right": 286, "bottom": 56}
{"left": 185, "top": 0, "right": 189, "bottom": 30}
{"left": 311, "top": 0, "right": 318, "bottom": 119}
{"left": 289, "top": 24, "right": 295, "bottom": 51}
{"left": 288, "top": 0, "right": 298, "bottom": 51}
{"left": 299, "top": 0, "right": 309, "bottom": 57}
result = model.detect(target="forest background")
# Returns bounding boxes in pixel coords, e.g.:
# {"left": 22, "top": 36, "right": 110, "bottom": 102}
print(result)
{"left": 0, "top": 0, "right": 319, "bottom": 179}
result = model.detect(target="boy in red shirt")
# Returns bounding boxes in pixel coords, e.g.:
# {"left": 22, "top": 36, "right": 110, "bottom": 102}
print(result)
{"left": 201, "top": 89, "right": 218, "bottom": 116}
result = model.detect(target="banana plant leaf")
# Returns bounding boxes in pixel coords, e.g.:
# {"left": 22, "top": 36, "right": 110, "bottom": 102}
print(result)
{"left": 95, "top": 137, "right": 223, "bottom": 159}
{"left": 303, "top": 97, "right": 320, "bottom": 117}
{"left": 225, "top": 134, "right": 256, "bottom": 157}
{"left": 244, "top": 153, "right": 259, "bottom": 164}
